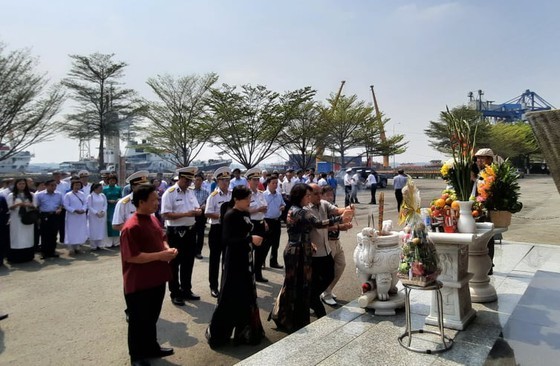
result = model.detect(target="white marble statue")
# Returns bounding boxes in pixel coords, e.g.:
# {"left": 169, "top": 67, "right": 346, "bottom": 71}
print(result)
{"left": 354, "top": 221, "right": 402, "bottom": 307}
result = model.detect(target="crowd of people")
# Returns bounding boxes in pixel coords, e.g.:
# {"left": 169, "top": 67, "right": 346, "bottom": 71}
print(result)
{"left": 0, "top": 165, "right": 355, "bottom": 366}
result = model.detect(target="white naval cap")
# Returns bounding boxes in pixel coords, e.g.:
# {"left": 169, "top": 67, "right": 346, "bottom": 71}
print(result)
{"left": 78, "top": 170, "right": 90, "bottom": 177}
{"left": 213, "top": 166, "right": 231, "bottom": 180}
{"left": 126, "top": 170, "right": 150, "bottom": 185}
{"left": 176, "top": 166, "right": 198, "bottom": 180}
{"left": 346, "top": 168, "right": 352, "bottom": 173}
{"left": 245, "top": 167, "right": 261, "bottom": 180}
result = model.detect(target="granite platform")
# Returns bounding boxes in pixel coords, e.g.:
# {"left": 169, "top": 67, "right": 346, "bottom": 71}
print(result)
{"left": 236, "top": 241, "right": 560, "bottom": 366}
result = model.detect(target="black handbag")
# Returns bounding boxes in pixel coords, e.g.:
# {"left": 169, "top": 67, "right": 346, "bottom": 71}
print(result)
{"left": 19, "top": 206, "right": 39, "bottom": 225}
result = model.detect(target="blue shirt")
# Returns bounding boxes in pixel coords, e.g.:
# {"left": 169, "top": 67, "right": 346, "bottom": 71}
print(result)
{"left": 264, "top": 189, "right": 285, "bottom": 219}
{"left": 34, "top": 190, "right": 63, "bottom": 212}
{"left": 229, "top": 177, "right": 248, "bottom": 191}
{"left": 393, "top": 174, "right": 408, "bottom": 190}
{"left": 327, "top": 176, "right": 337, "bottom": 189}
{"left": 193, "top": 187, "right": 210, "bottom": 207}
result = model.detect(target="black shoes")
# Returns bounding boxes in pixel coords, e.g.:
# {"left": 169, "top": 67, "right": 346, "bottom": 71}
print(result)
{"left": 210, "top": 288, "right": 219, "bottom": 298}
{"left": 255, "top": 276, "right": 269, "bottom": 283}
{"left": 171, "top": 297, "right": 185, "bottom": 306}
{"left": 270, "top": 262, "right": 283, "bottom": 269}
{"left": 195, "top": 254, "right": 203, "bottom": 259}
{"left": 182, "top": 292, "right": 200, "bottom": 301}
{"left": 41, "top": 252, "right": 60, "bottom": 259}
{"left": 0, "top": 313, "right": 8, "bottom": 321}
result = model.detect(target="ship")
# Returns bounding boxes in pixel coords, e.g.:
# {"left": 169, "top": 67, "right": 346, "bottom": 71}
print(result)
{"left": 59, "top": 158, "right": 99, "bottom": 173}
{"left": 124, "top": 141, "right": 231, "bottom": 173}
{"left": 0, "top": 144, "right": 33, "bottom": 173}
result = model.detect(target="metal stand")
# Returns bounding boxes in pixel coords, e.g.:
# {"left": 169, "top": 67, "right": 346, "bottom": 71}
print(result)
{"left": 398, "top": 281, "right": 453, "bottom": 354}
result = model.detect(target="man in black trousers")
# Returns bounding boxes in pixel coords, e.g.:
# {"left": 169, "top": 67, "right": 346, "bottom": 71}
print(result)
{"left": 34, "top": 179, "right": 63, "bottom": 259}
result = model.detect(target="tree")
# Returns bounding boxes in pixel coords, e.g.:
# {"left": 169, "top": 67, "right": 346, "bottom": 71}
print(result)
{"left": 359, "top": 112, "right": 408, "bottom": 163}
{"left": 320, "top": 94, "right": 373, "bottom": 169}
{"left": 207, "top": 84, "right": 313, "bottom": 168}
{"left": 142, "top": 73, "right": 218, "bottom": 167}
{"left": 275, "top": 97, "right": 323, "bottom": 171}
{"left": 0, "top": 42, "right": 64, "bottom": 162}
{"left": 424, "top": 105, "right": 491, "bottom": 154}
{"left": 488, "top": 121, "right": 541, "bottom": 168}
{"left": 62, "top": 53, "right": 142, "bottom": 170}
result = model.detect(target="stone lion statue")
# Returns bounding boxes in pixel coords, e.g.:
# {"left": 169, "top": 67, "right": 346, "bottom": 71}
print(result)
{"left": 354, "top": 224, "right": 401, "bottom": 307}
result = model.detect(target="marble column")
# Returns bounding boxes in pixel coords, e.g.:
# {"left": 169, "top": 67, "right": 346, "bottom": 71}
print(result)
{"left": 468, "top": 223, "right": 497, "bottom": 303}
{"left": 426, "top": 232, "right": 476, "bottom": 330}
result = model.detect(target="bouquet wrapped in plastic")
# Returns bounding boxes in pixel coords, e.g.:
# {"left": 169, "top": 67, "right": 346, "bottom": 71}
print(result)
{"left": 397, "top": 223, "right": 441, "bottom": 287}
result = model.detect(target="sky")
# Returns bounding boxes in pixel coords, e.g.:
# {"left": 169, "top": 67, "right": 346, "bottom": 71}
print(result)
{"left": 1, "top": 0, "right": 559, "bottom": 166}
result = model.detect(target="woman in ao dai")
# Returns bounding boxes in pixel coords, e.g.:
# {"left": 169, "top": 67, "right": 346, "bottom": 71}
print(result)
{"left": 7, "top": 178, "right": 36, "bottom": 263}
{"left": 63, "top": 179, "right": 88, "bottom": 253}
{"left": 87, "top": 183, "right": 107, "bottom": 250}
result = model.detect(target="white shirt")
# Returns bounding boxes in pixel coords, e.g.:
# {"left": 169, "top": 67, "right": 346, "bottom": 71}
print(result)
{"left": 351, "top": 173, "right": 360, "bottom": 186}
{"left": 343, "top": 173, "right": 353, "bottom": 186}
{"left": 249, "top": 189, "right": 267, "bottom": 221}
{"left": 367, "top": 173, "right": 377, "bottom": 186}
{"left": 282, "top": 176, "right": 295, "bottom": 196}
{"left": 55, "top": 180, "right": 70, "bottom": 195}
{"left": 205, "top": 188, "right": 231, "bottom": 225}
{"left": 112, "top": 193, "right": 136, "bottom": 227}
{"left": 161, "top": 184, "right": 199, "bottom": 227}
{"left": 318, "top": 178, "right": 328, "bottom": 187}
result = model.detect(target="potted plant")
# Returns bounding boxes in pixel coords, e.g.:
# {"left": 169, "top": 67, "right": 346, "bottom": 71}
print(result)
{"left": 477, "top": 160, "right": 523, "bottom": 227}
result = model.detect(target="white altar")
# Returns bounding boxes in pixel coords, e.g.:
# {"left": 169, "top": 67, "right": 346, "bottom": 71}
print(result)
{"left": 425, "top": 223, "right": 496, "bottom": 330}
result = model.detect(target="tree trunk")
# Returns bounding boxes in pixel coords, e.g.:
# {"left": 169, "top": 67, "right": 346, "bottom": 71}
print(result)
{"left": 98, "top": 130, "right": 105, "bottom": 171}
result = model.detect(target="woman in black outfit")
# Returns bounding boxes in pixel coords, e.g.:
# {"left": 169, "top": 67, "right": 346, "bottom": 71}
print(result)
{"left": 269, "top": 183, "right": 351, "bottom": 333}
{"left": 206, "top": 185, "right": 265, "bottom": 347}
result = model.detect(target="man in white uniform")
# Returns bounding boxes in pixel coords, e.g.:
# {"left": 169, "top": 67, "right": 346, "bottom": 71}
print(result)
{"left": 204, "top": 167, "right": 232, "bottom": 298}
{"left": 246, "top": 168, "right": 269, "bottom": 282}
{"left": 112, "top": 171, "right": 150, "bottom": 232}
{"left": 161, "top": 167, "right": 202, "bottom": 306}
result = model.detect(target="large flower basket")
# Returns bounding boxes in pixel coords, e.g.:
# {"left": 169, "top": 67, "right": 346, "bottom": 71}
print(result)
{"left": 489, "top": 210, "right": 512, "bottom": 228}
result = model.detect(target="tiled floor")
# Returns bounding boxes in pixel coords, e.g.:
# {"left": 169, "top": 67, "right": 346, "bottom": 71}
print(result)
{"left": 237, "top": 242, "right": 560, "bottom": 366}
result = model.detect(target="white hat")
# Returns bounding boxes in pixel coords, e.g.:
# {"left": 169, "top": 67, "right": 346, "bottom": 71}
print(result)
{"left": 126, "top": 170, "right": 150, "bottom": 185}
{"left": 78, "top": 170, "right": 90, "bottom": 177}
{"left": 214, "top": 166, "right": 232, "bottom": 180}
{"left": 474, "top": 148, "right": 495, "bottom": 158}
{"left": 245, "top": 167, "right": 261, "bottom": 180}
{"left": 176, "top": 166, "right": 198, "bottom": 180}
{"left": 346, "top": 168, "right": 352, "bottom": 173}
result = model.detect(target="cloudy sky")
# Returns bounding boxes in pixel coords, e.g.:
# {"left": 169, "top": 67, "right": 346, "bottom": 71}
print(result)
{"left": 2, "top": 0, "right": 558, "bottom": 165}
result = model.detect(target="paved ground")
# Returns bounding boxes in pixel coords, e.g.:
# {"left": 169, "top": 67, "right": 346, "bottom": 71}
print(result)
{"left": 0, "top": 176, "right": 558, "bottom": 365}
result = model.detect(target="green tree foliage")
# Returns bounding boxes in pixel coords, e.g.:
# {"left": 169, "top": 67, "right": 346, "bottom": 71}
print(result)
{"left": 359, "top": 113, "right": 408, "bottom": 162}
{"left": 488, "top": 121, "right": 541, "bottom": 167}
{"left": 207, "top": 84, "right": 313, "bottom": 168}
{"left": 320, "top": 94, "right": 373, "bottom": 168}
{"left": 275, "top": 96, "right": 324, "bottom": 171}
{"left": 62, "top": 53, "right": 142, "bottom": 170}
{"left": 0, "top": 42, "right": 64, "bottom": 161}
{"left": 142, "top": 73, "right": 218, "bottom": 167}
{"left": 425, "top": 105, "right": 491, "bottom": 154}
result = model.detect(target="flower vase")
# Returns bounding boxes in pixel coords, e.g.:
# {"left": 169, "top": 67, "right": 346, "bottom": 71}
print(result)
{"left": 456, "top": 200, "right": 476, "bottom": 233}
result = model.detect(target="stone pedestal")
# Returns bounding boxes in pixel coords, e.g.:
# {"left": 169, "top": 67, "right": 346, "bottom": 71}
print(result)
{"left": 468, "top": 223, "right": 497, "bottom": 303}
{"left": 426, "top": 232, "right": 476, "bottom": 330}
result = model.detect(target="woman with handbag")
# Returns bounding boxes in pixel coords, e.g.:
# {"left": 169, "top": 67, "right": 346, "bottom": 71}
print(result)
{"left": 7, "top": 178, "right": 36, "bottom": 263}
{"left": 63, "top": 178, "right": 88, "bottom": 254}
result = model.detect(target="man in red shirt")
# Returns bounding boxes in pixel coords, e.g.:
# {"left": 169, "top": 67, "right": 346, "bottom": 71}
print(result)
{"left": 120, "top": 184, "right": 178, "bottom": 366}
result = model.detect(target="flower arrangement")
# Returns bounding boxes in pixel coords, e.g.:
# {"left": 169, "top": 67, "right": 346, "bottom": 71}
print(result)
{"left": 398, "top": 223, "right": 441, "bottom": 286}
{"left": 477, "top": 160, "right": 523, "bottom": 213}
{"left": 440, "top": 108, "right": 478, "bottom": 201}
